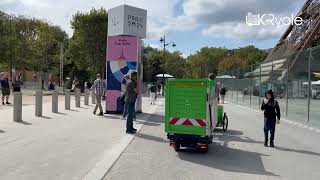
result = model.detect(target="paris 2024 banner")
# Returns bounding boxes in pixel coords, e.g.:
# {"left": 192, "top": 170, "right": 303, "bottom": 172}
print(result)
{"left": 105, "top": 35, "right": 142, "bottom": 113}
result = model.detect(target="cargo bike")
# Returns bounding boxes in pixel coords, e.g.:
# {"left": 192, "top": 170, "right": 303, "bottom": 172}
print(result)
{"left": 165, "top": 79, "right": 228, "bottom": 153}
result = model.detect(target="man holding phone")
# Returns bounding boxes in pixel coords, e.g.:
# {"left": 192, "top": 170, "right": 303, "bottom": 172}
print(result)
{"left": 125, "top": 71, "right": 138, "bottom": 134}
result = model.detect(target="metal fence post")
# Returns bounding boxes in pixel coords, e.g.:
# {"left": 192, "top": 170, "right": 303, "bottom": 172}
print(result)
{"left": 84, "top": 89, "right": 89, "bottom": 105}
{"left": 307, "top": 49, "right": 312, "bottom": 123}
{"left": 286, "top": 57, "right": 289, "bottom": 119}
{"left": 65, "top": 89, "right": 71, "bottom": 110}
{"left": 259, "top": 64, "right": 262, "bottom": 109}
{"left": 250, "top": 65, "right": 253, "bottom": 107}
{"left": 237, "top": 69, "right": 239, "bottom": 103}
{"left": 271, "top": 60, "right": 274, "bottom": 91}
{"left": 13, "top": 92, "right": 22, "bottom": 122}
{"left": 35, "top": 90, "right": 43, "bottom": 117}
{"left": 75, "top": 88, "right": 81, "bottom": 107}
{"left": 52, "top": 90, "right": 58, "bottom": 113}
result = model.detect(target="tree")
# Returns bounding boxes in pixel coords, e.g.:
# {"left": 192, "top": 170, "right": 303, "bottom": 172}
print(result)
{"left": 163, "top": 51, "right": 187, "bottom": 79}
{"left": 218, "top": 55, "right": 246, "bottom": 73}
{"left": 68, "top": 8, "right": 108, "bottom": 79}
{"left": 0, "top": 11, "right": 68, "bottom": 79}
{"left": 186, "top": 47, "right": 227, "bottom": 78}
{"left": 142, "top": 47, "right": 187, "bottom": 81}
{"left": 236, "top": 45, "right": 268, "bottom": 65}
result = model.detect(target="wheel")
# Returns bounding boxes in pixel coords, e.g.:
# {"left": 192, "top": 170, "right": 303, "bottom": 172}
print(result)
{"left": 174, "top": 141, "right": 180, "bottom": 152}
{"left": 222, "top": 113, "right": 229, "bottom": 132}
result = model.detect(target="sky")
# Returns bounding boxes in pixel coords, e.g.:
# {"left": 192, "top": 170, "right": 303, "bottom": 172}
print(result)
{"left": 0, "top": 0, "right": 306, "bottom": 58}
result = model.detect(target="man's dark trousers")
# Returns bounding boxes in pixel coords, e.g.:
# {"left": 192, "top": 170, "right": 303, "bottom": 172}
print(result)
{"left": 126, "top": 102, "right": 135, "bottom": 130}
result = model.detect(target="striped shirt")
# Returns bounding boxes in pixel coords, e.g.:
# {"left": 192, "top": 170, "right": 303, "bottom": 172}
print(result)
{"left": 92, "top": 78, "right": 106, "bottom": 95}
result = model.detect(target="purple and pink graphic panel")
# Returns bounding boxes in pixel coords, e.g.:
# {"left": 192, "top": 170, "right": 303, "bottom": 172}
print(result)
{"left": 106, "top": 35, "right": 139, "bottom": 113}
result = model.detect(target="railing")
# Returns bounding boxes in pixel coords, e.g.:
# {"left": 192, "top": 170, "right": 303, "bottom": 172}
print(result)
{"left": 219, "top": 46, "right": 320, "bottom": 128}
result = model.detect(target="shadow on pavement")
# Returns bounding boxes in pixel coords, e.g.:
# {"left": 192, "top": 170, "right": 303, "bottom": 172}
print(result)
{"left": 16, "top": 121, "right": 32, "bottom": 125}
{"left": 55, "top": 112, "right": 67, "bottom": 115}
{"left": 178, "top": 144, "right": 277, "bottom": 177}
{"left": 41, "top": 116, "right": 53, "bottom": 119}
{"left": 275, "top": 146, "right": 320, "bottom": 157}
{"left": 214, "top": 129, "right": 264, "bottom": 146}
{"left": 136, "top": 133, "right": 169, "bottom": 143}
{"left": 136, "top": 113, "right": 163, "bottom": 126}
{"left": 68, "top": 109, "right": 79, "bottom": 112}
{"left": 0, "top": 130, "right": 4, "bottom": 133}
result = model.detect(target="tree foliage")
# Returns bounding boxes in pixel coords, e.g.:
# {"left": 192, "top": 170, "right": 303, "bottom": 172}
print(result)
{"left": 68, "top": 8, "right": 108, "bottom": 78}
{"left": 186, "top": 47, "right": 227, "bottom": 78}
{"left": 0, "top": 11, "right": 68, "bottom": 76}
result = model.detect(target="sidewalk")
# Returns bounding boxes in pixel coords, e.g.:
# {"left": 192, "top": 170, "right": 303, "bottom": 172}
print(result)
{"left": 104, "top": 101, "right": 320, "bottom": 180}
{"left": 0, "top": 96, "right": 161, "bottom": 180}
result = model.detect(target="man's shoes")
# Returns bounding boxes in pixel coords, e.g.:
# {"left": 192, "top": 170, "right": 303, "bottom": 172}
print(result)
{"left": 126, "top": 130, "right": 136, "bottom": 134}
{"left": 6, "top": 102, "right": 11, "bottom": 105}
{"left": 97, "top": 112, "right": 103, "bottom": 116}
{"left": 264, "top": 141, "right": 268, "bottom": 147}
{"left": 270, "top": 141, "right": 275, "bottom": 148}
{"left": 132, "top": 128, "right": 137, "bottom": 132}
{"left": 2, "top": 102, "right": 4, "bottom": 105}
{"left": 93, "top": 111, "right": 96, "bottom": 115}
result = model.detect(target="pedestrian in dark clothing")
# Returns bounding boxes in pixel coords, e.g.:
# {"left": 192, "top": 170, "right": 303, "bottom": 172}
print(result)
{"left": 1, "top": 74, "right": 11, "bottom": 105}
{"left": 219, "top": 84, "right": 227, "bottom": 104}
{"left": 12, "top": 76, "right": 23, "bottom": 92}
{"left": 261, "top": 89, "right": 281, "bottom": 147}
{"left": 125, "top": 71, "right": 138, "bottom": 134}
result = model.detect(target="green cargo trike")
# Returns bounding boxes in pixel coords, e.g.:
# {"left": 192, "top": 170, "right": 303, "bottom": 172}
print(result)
{"left": 164, "top": 79, "right": 229, "bottom": 153}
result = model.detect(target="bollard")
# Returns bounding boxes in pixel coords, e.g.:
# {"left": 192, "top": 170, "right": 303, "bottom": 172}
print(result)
{"left": 75, "top": 88, "right": 81, "bottom": 107}
{"left": 35, "top": 90, "right": 43, "bottom": 117}
{"left": 84, "top": 89, "right": 89, "bottom": 105}
{"left": 91, "top": 90, "right": 96, "bottom": 104}
{"left": 13, "top": 92, "right": 22, "bottom": 122}
{"left": 52, "top": 90, "right": 58, "bottom": 113}
{"left": 65, "top": 89, "right": 71, "bottom": 110}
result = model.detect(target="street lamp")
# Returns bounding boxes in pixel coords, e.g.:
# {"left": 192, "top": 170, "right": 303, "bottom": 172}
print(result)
{"left": 159, "top": 36, "right": 176, "bottom": 96}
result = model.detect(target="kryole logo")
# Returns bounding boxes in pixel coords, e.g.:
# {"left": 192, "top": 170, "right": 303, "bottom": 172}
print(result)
{"left": 246, "top": 12, "right": 303, "bottom": 27}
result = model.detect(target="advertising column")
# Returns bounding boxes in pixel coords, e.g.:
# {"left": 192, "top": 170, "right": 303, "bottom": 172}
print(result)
{"left": 106, "top": 5, "right": 147, "bottom": 114}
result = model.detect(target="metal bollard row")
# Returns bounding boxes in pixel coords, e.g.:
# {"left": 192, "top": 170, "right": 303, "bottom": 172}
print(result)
{"left": 13, "top": 88, "right": 93, "bottom": 121}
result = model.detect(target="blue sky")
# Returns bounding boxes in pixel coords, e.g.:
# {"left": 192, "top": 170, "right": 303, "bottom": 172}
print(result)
{"left": 0, "top": 0, "right": 306, "bottom": 57}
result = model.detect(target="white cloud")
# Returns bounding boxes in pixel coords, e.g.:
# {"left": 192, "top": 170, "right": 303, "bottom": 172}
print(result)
{"left": 1, "top": 0, "right": 179, "bottom": 38}
{"left": 0, "top": 0, "right": 304, "bottom": 42}
{"left": 148, "top": 43, "right": 161, "bottom": 49}
{"left": 202, "top": 22, "right": 287, "bottom": 41}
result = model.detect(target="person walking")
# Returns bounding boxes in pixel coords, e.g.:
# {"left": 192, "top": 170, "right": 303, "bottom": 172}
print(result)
{"left": 261, "top": 90, "right": 281, "bottom": 147}
{"left": 125, "top": 71, "right": 138, "bottom": 133}
{"left": 12, "top": 76, "right": 23, "bottom": 92}
{"left": 149, "top": 82, "right": 157, "bottom": 105}
{"left": 92, "top": 74, "right": 106, "bottom": 116}
{"left": 1, "top": 73, "right": 11, "bottom": 105}
{"left": 219, "top": 84, "right": 227, "bottom": 104}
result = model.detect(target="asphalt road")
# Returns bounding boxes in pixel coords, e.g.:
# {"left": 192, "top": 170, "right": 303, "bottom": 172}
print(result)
{"left": 104, "top": 101, "right": 320, "bottom": 180}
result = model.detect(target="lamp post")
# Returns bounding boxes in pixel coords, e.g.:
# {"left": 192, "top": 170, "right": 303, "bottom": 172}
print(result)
{"left": 159, "top": 36, "right": 176, "bottom": 96}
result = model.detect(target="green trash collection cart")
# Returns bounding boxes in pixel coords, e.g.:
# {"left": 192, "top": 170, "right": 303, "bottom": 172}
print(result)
{"left": 165, "top": 79, "right": 228, "bottom": 152}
